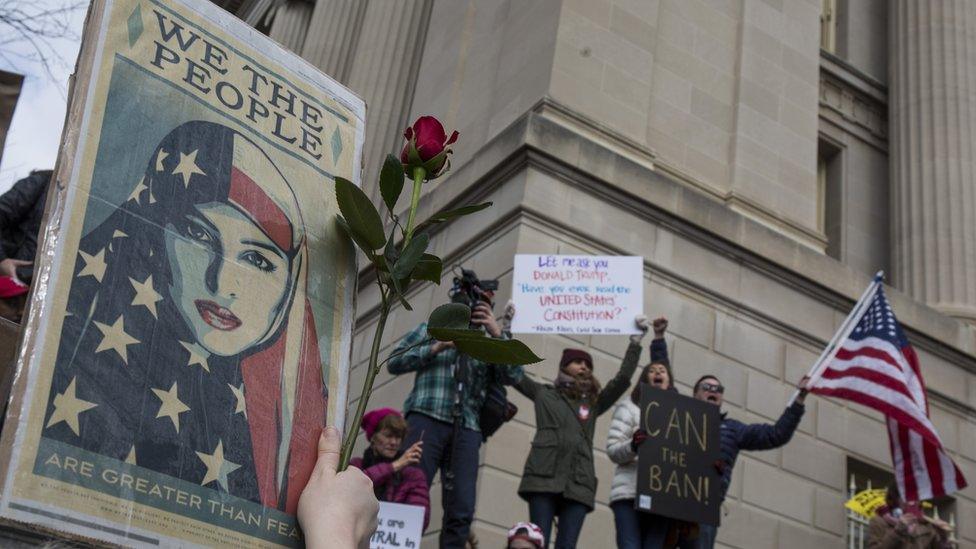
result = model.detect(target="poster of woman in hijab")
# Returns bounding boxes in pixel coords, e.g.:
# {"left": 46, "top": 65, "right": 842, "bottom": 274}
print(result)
{"left": 45, "top": 120, "right": 330, "bottom": 514}
{"left": 0, "top": 0, "right": 364, "bottom": 546}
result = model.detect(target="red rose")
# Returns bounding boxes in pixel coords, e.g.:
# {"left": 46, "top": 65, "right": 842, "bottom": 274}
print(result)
{"left": 400, "top": 116, "right": 459, "bottom": 180}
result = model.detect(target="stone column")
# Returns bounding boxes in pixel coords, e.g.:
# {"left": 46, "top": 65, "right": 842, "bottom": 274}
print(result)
{"left": 890, "top": 0, "right": 976, "bottom": 322}
{"left": 345, "top": 0, "right": 432, "bottom": 202}
{"left": 269, "top": 0, "right": 313, "bottom": 55}
{"left": 300, "top": 0, "right": 370, "bottom": 83}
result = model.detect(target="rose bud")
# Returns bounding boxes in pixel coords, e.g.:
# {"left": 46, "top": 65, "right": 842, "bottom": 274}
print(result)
{"left": 400, "top": 116, "right": 459, "bottom": 180}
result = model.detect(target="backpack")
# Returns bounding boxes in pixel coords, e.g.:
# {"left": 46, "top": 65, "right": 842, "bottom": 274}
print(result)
{"left": 479, "top": 366, "right": 517, "bottom": 440}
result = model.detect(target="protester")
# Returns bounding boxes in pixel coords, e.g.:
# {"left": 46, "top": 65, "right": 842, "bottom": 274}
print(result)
{"left": 297, "top": 426, "right": 379, "bottom": 549}
{"left": 506, "top": 522, "right": 545, "bottom": 549}
{"left": 0, "top": 169, "right": 50, "bottom": 321}
{"left": 508, "top": 305, "right": 648, "bottom": 548}
{"left": 692, "top": 374, "right": 809, "bottom": 548}
{"left": 387, "top": 272, "right": 524, "bottom": 548}
{"left": 349, "top": 407, "right": 430, "bottom": 531}
{"left": 606, "top": 317, "right": 696, "bottom": 548}
{"left": 0, "top": 169, "right": 52, "bottom": 285}
{"left": 867, "top": 484, "right": 952, "bottom": 549}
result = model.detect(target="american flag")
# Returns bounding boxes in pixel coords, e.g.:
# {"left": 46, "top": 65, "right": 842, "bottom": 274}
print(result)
{"left": 806, "top": 274, "right": 967, "bottom": 501}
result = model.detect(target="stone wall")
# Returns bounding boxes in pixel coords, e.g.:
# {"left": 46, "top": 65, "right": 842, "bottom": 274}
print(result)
{"left": 346, "top": 108, "right": 976, "bottom": 548}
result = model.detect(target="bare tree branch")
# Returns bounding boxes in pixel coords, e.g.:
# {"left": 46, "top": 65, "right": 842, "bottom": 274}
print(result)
{"left": 0, "top": 0, "right": 85, "bottom": 84}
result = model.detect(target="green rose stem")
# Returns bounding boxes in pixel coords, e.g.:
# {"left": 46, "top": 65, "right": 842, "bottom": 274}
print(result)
{"left": 339, "top": 291, "right": 390, "bottom": 470}
{"left": 401, "top": 166, "right": 427, "bottom": 248}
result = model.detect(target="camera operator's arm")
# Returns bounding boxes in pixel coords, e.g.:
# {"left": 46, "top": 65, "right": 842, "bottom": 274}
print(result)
{"left": 387, "top": 323, "right": 437, "bottom": 375}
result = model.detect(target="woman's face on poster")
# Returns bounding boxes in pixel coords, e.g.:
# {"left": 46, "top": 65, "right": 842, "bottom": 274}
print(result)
{"left": 165, "top": 202, "right": 291, "bottom": 356}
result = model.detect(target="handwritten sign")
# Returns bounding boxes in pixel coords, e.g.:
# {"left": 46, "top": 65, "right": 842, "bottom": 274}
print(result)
{"left": 371, "top": 502, "right": 424, "bottom": 549}
{"left": 511, "top": 254, "right": 643, "bottom": 334}
{"left": 636, "top": 385, "right": 722, "bottom": 526}
{"left": 845, "top": 489, "right": 887, "bottom": 519}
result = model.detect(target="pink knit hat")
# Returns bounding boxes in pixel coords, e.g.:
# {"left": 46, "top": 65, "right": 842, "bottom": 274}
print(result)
{"left": 361, "top": 407, "right": 401, "bottom": 440}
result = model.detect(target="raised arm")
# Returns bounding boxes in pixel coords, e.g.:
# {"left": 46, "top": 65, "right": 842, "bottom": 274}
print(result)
{"left": 386, "top": 323, "right": 436, "bottom": 375}
{"left": 737, "top": 402, "right": 805, "bottom": 451}
{"left": 595, "top": 315, "right": 650, "bottom": 416}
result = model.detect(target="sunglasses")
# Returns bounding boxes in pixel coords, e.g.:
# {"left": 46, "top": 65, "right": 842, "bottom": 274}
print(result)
{"left": 699, "top": 382, "right": 725, "bottom": 394}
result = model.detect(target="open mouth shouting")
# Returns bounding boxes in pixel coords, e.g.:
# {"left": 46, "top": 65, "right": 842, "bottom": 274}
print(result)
{"left": 195, "top": 299, "right": 243, "bottom": 331}
{"left": 651, "top": 375, "right": 666, "bottom": 388}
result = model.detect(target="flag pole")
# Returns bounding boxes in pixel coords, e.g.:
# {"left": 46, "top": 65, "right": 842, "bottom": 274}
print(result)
{"left": 787, "top": 271, "right": 884, "bottom": 405}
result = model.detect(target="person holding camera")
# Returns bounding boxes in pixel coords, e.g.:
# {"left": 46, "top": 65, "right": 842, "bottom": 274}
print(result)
{"left": 388, "top": 270, "right": 524, "bottom": 548}
{"left": 506, "top": 304, "right": 651, "bottom": 548}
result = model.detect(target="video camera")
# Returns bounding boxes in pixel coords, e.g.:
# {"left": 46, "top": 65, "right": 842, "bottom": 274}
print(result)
{"left": 449, "top": 268, "right": 499, "bottom": 311}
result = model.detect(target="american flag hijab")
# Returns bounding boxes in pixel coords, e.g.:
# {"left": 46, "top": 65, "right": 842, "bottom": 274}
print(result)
{"left": 45, "top": 120, "right": 327, "bottom": 514}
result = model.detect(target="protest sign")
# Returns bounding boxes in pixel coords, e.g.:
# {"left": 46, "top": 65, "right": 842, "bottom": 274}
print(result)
{"left": 371, "top": 502, "right": 424, "bottom": 549}
{"left": 0, "top": 0, "right": 364, "bottom": 546}
{"left": 845, "top": 489, "right": 887, "bottom": 519}
{"left": 510, "top": 254, "right": 643, "bottom": 334}
{"left": 636, "top": 385, "right": 722, "bottom": 526}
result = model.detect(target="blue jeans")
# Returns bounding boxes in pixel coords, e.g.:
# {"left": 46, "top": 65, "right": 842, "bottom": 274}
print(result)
{"left": 402, "top": 413, "right": 481, "bottom": 548}
{"left": 611, "top": 499, "right": 700, "bottom": 549}
{"left": 697, "top": 524, "right": 716, "bottom": 549}
{"left": 525, "top": 492, "right": 589, "bottom": 548}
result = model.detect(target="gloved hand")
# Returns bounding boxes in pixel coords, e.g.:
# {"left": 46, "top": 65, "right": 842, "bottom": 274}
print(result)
{"left": 631, "top": 429, "right": 648, "bottom": 452}
{"left": 630, "top": 314, "right": 650, "bottom": 343}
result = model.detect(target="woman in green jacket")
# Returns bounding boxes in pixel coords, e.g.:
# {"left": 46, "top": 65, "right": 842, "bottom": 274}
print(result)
{"left": 508, "top": 307, "right": 650, "bottom": 548}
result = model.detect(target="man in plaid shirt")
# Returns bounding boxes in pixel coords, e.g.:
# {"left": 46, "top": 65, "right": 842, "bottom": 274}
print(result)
{"left": 389, "top": 294, "right": 523, "bottom": 547}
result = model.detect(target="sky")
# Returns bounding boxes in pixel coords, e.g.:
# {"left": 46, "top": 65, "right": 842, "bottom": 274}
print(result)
{"left": 0, "top": 2, "right": 87, "bottom": 193}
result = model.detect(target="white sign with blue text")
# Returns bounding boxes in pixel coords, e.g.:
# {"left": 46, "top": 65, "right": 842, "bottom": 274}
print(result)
{"left": 371, "top": 502, "right": 424, "bottom": 549}
{"left": 511, "top": 254, "right": 644, "bottom": 335}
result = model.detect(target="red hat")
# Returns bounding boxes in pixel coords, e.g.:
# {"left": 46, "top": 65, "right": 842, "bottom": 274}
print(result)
{"left": 0, "top": 276, "right": 28, "bottom": 299}
{"left": 361, "top": 407, "right": 401, "bottom": 440}
{"left": 507, "top": 522, "right": 544, "bottom": 548}
{"left": 559, "top": 348, "right": 593, "bottom": 371}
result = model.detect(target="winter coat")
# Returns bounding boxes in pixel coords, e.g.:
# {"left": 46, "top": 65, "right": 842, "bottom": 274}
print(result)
{"left": 716, "top": 403, "right": 805, "bottom": 502}
{"left": 350, "top": 455, "right": 431, "bottom": 531}
{"left": 515, "top": 340, "right": 641, "bottom": 510}
{"left": 606, "top": 338, "right": 672, "bottom": 503}
{"left": 867, "top": 514, "right": 948, "bottom": 549}
{"left": 0, "top": 170, "right": 51, "bottom": 282}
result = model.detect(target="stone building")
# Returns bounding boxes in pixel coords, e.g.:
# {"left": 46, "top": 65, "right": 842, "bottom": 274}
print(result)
{"left": 214, "top": 0, "right": 976, "bottom": 547}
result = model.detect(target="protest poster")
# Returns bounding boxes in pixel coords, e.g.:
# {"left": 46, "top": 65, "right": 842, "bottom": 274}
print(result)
{"left": 510, "top": 254, "right": 643, "bottom": 334}
{"left": 371, "top": 502, "right": 425, "bottom": 549}
{"left": 0, "top": 0, "right": 364, "bottom": 546}
{"left": 636, "top": 385, "right": 722, "bottom": 526}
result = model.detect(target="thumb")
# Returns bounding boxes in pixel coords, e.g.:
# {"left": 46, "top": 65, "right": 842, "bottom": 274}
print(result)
{"left": 11, "top": 259, "right": 32, "bottom": 266}
{"left": 315, "top": 426, "right": 342, "bottom": 476}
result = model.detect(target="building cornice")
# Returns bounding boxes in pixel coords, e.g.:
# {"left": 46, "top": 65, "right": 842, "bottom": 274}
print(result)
{"left": 368, "top": 98, "right": 975, "bottom": 364}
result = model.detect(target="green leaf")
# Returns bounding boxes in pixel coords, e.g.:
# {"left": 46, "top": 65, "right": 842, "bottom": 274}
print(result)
{"left": 427, "top": 327, "right": 482, "bottom": 341}
{"left": 428, "top": 303, "right": 471, "bottom": 330}
{"left": 336, "top": 216, "right": 376, "bottom": 260}
{"left": 454, "top": 338, "right": 543, "bottom": 365}
{"left": 389, "top": 275, "right": 413, "bottom": 311}
{"left": 414, "top": 202, "right": 492, "bottom": 234}
{"left": 380, "top": 154, "right": 405, "bottom": 212}
{"left": 392, "top": 233, "right": 429, "bottom": 280}
{"left": 335, "top": 177, "right": 385, "bottom": 251}
{"left": 411, "top": 253, "right": 443, "bottom": 284}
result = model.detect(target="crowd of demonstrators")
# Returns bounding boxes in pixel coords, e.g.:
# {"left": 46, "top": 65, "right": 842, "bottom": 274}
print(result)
{"left": 386, "top": 271, "right": 524, "bottom": 547}
{"left": 350, "top": 408, "right": 430, "bottom": 531}
{"left": 691, "top": 373, "right": 809, "bottom": 548}
{"left": 510, "top": 305, "right": 650, "bottom": 548}
{"left": 868, "top": 484, "right": 953, "bottom": 549}
{"left": 607, "top": 317, "right": 697, "bottom": 549}
{"left": 0, "top": 169, "right": 52, "bottom": 322}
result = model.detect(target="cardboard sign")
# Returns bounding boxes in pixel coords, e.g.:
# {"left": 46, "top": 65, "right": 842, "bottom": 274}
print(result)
{"left": 0, "top": 0, "right": 364, "bottom": 546}
{"left": 845, "top": 489, "right": 888, "bottom": 519}
{"left": 510, "top": 254, "right": 643, "bottom": 334}
{"left": 371, "top": 502, "right": 424, "bottom": 549}
{"left": 636, "top": 386, "right": 722, "bottom": 526}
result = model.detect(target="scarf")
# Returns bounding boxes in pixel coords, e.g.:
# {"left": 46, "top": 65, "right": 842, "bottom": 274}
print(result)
{"left": 361, "top": 447, "right": 402, "bottom": 500}
{"left": 555, "top": 370, "right": 600, "bottom": 420}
